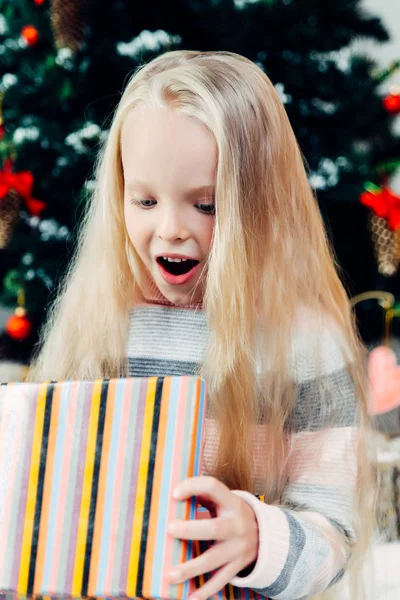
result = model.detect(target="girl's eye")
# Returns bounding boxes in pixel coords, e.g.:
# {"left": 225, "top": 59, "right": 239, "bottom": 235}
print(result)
{"left": 131, "top": 199, "right": 157, "bottom": 208}
{"left": 196, "top": 203, "right": 215, "bottom": 216}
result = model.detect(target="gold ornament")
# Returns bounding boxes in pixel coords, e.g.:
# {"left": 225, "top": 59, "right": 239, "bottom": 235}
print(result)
{"left": 0, "top": 189, "right": 21, "bottom": 249}
{"left": 370, "top": 214, "right": 400, "bottom": 276}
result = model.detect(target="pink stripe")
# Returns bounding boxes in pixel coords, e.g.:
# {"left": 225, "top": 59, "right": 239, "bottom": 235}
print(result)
{"left": 0, "top": 386, "right": 15, "bottom": 577}
{"left": 288, "top": 428, "right": 358, "bottom": 485}
{"left": 0, "top": 385, "right": 25, "bottom": 581}
{"left": 119, "top": 378, "right": 148, "bottom": 591}
{"left": 49, "top": 381, "right": 79, "bottom": 590}
{"left": 64, "top": 382, "right": 94, "bottom": 592}
{"left": 104, "top": 379, "right": 132, "bottom": 592}
{"left": 161, "top": 377, "right": 189, "bottom": 598}
{"left": 10, "top": 394, "right": 37, "bottom": 587}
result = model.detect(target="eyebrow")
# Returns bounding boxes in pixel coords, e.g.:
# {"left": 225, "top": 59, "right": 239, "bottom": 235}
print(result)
{"left": 126, "top": 180, "right": 215, "bottom": 196}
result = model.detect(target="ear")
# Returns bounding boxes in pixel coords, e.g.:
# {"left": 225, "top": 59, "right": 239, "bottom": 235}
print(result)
{"left": 368, "top": 346, "right": 400, "bottom": 415}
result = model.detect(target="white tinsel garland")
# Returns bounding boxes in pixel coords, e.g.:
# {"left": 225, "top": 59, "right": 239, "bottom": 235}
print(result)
{"left": 117, "top": 30, "right": 181, "bottom": 58}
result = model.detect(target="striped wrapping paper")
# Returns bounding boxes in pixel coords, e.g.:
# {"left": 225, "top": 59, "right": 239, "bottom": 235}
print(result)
{"left": 0, "top": 376, "right": 265, "bottom": 600}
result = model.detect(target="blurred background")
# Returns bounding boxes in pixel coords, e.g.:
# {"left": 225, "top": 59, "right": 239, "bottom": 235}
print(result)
{"left": 1, "top": 0, "right": 400, "bottom": 364}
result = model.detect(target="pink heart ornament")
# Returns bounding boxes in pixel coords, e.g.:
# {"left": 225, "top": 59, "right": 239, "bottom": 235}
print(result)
{"left": 368, "top": 346, "right": 400, "bottom": 415}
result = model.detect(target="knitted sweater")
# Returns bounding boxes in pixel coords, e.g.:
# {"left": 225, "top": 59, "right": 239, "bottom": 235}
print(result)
{"left": 127, "top": 286, "right": 358, "bottom": 600}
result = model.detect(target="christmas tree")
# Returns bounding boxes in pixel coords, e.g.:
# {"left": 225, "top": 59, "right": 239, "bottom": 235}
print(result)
{"left": 1, "top": 0, "right": 400, "bottom": 359}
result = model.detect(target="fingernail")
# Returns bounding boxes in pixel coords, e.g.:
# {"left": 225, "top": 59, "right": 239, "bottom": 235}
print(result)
{"left": 169, "top": 569, "right": 180, "bottom": 582}
{"left": 172, "top": 488, "right": 180, "bottom": 499}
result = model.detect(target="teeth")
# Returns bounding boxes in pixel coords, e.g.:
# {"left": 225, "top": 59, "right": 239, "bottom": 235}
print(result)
{"left": 162, "top": 257, "right": 188, "bottom": 262}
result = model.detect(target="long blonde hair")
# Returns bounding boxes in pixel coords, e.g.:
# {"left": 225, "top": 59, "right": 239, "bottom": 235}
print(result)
{"left": 28, "top": 50, "right": 376, "bottom": 598}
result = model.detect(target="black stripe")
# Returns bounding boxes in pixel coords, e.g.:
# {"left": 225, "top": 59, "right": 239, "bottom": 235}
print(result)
{"left": 202, "top": 540, "right": 213, "bottom": 583}
{"left": 196, "top": 540, "right": 214, "bottom": 585}
{"left": 27, "top": 383, "right": 54, "bottom": 594}
{"left": 291, "top": 367, "right": 357, "bottom": 432}
{"left": 128, "top": 357, "right": 199, "bottom": 377}
{"left": 136, "top": 377, "right": 163, "bottom": 598}
{"left": 193, "top": 540, "right": 202, "bottom": 592}
{"left": 81, "top": 380, "right": 109, "bottom": 596}
{"left": 223, "top": 581, "right": 231, "bottom": 597}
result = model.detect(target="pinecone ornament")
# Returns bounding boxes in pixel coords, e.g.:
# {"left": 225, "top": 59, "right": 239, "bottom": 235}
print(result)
{"left": 0, "top": 189, "right": 21, "bottom": 249}
{"left": 370, "top": 214, "right": 400, "bottom": 276}
{"left": 50, "top": 0, "right": 87, "bottom": 52}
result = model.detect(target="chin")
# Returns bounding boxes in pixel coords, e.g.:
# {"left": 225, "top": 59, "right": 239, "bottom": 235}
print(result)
{"left": 160, "top": 284, "right": 202, "bottom": 306}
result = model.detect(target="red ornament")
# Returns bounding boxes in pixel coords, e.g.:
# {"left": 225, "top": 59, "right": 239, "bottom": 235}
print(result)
{"left": 383, "top": 91, "right": 400, "bottom": 114}
{"left": 6, "top": 308, "right": 32, "bottom": 341}
{"left": 0, "top": 167, "right": 46, "bottom": 216}
{"left": 360, "top": 186, "right": 400, "bottom": 231}
{"left": 34, "top": 0, "right": 46, "bottom": 4}
{"left": 0, "top": 123, "right": 5, "bottom": 140}
{"left": 21, "top": 25, "right": 40, "bottom": 47}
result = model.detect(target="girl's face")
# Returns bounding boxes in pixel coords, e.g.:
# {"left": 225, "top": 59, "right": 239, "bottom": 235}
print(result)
{"left": 121, "top": 106, "right": 217, "bottom": 305}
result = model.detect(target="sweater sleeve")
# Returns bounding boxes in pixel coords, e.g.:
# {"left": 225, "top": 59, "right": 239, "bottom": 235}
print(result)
{"left": 229, "top": 320, "right": 359, "bottom": 599}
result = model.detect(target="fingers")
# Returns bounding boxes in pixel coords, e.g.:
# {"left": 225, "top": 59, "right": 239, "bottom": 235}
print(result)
{"left": 188, "top": 560, "right": 242, "bottom": 600}
{"left": 168, "top": 515, "right": 239, "bottom": 541}
{"left": 173, "top": 476, "right": 236, "bottom": 510}
{"left": 168, "top": 476, "right": 258, "bottom": 599}
{"left": 168, "top": 540, "right": 234, "bottom": 584}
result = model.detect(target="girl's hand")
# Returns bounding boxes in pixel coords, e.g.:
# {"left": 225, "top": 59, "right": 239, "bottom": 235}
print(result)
{"left": 167, "top": 476, "right": 259, "bottom": 600}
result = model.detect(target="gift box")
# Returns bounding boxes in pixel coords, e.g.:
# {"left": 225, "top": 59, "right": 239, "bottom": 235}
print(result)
{"left": 0, "top": 377, "right": 264, "bottom": 600}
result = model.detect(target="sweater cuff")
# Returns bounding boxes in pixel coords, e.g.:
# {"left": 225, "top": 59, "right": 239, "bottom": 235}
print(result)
{"left": 230, "top": 490, "right": 290, "bottom": 589}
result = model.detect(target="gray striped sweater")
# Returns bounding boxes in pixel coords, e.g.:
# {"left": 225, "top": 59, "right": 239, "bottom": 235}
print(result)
{"left": 127, "top": 292, "right": 358, "bottom": 600}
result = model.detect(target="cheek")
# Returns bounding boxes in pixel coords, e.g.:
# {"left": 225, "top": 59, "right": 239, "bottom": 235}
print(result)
{"left": 124, "top": 206, "right": 147, "bottom": 253}
{"left": 202, "top": 219, "right": 215, "bottom": 252}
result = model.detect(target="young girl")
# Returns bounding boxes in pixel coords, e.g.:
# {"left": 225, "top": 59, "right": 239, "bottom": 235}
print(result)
{"left": 28, "top": 50, "right": 376, "bottom": 599}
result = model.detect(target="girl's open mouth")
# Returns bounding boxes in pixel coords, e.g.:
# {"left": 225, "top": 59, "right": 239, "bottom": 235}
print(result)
{"left": 156, "top": 257, "right": 200, "bottom": 285}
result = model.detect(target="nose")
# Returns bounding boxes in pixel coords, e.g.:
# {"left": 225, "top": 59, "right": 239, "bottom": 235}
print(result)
{"left": 156, "top": 206, "right": 189, "bottom": 242}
